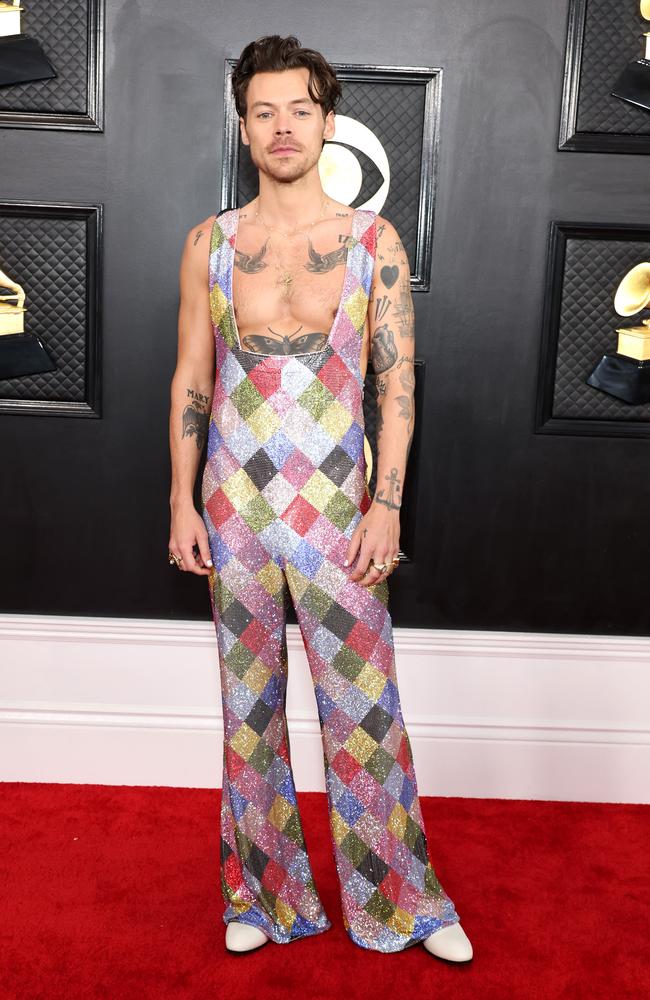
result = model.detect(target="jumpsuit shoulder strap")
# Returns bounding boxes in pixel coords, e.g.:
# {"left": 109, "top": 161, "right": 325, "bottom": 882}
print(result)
{"left": 352, "top": 209, "right": 378, "bottom": 296}
{"left": 208, "top": 208, "right": 238, "bottom": 332}
{"left": 209, "top": 208, "right": 238, "bottom": 261}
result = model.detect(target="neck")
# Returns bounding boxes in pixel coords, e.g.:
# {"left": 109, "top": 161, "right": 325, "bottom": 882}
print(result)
{"left": 256, "top": 169, "right": 328, "bottom": 229}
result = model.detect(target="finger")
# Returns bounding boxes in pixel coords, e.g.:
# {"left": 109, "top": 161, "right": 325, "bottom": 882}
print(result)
{"left": 359, "top": 565, "right": 384, "bottom": 587}
{"left": 359, "top": 555, "right": 390, "bottom": 587}
{"left": 349, "top": 545, "right": 373, "bottom": 582}
{"left": 178, "top": 541, "right": 207, "bottom": 576}
{"left": 344, "top": 530, "right": 361, "bottom": 570}
{"left": 360, "top": 572, "right": 383, "bottom": 588}
{"left": 191, "top": 539, "right": 212, "bottom": 573}
{"left": 195, "top": 529, "right": 213, "bottom": 571}
{"left": 168, "top": 539, "right": 183, "bottom": 567}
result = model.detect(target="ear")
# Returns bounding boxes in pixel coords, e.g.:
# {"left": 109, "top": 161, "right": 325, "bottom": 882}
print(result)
{"left": 239, "top": 116, "right": 250, "bottom": 147}
{"left": 323, "top": 110, "right": 336, "bottom": 142}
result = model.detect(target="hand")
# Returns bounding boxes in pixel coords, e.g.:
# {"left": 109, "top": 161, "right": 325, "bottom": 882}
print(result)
{"left": 344, "top": 501, "right": 400, "bottom": 587}
{"left": 169, "top": 501, "right": 213, "bottom": 576}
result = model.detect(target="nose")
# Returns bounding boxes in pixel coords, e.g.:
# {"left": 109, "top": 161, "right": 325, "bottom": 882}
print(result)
{"left": 274, "top": 113, "right": 292, "bottom": 135}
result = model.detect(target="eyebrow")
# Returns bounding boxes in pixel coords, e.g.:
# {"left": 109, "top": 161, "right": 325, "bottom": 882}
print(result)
{"left": 250, "top": 98, "right": 313, "bottom": 109}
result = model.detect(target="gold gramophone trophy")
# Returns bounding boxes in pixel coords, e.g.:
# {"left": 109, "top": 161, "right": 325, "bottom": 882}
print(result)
{"left": 0, "top": 1, "right": 56, "bottom": 87}
{"left": 0, "top": 267, "right": 25, "bottom": 334}
{"left": 611, "top": 1, "right": 650, "bottom": 111}
{"left": 0, "top": 267, "right": 56, "bottom": 379}
{"left": 586, "top": 262, "right": 650, "bottom": 404}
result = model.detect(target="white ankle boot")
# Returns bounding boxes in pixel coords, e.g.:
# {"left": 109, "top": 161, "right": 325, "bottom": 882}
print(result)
{"left": 422, "top": 922, "right": 473, "bottom": 961}
{"left": 225, "top": 921, "right": 270, "bottom": 952}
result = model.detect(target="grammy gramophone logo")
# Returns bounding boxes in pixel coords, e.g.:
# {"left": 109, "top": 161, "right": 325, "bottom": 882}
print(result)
{"left": 0, "top": 267, "right": 56, "bottom": 379}
{"left": 0, "top": 1, "right": 56, "bottom": 88}
{"left": 611, "top": 1, "right": 650, "bottom": 112}
{"left": 587, "top": 262, "right": 650, "bottom": 404}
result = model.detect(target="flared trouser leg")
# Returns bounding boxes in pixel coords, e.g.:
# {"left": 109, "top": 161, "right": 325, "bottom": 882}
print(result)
{"left": 205, "top": 522, "right": 459, "bottom": 951}
{"left": 207, "top": 551, "right": 332, "bottom": 944}
{"left": 284, "top": 554, "right": 460, "bottom": 953}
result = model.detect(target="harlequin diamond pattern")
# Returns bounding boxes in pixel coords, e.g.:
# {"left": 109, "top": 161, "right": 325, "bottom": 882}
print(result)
{"left": 201, "top": 208, "right": 460, "bottom": 951}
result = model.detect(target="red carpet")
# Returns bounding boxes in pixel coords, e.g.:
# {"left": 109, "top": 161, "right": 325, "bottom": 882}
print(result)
{"left": 0, "top": 783, "right": 648, "bottom": 1000}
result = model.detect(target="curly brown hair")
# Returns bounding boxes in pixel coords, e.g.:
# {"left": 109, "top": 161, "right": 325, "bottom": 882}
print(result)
{"left": 231, "top": 35, "right": 342, "bottom": 121}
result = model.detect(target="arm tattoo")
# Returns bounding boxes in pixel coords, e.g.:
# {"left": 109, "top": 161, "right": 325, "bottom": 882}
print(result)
{"left": 398, "top": 362, "right": 415, "bottom": 394}
{"left": 396, "top": 395, "right": 412, "bottom": 420}
{"left": 380, "top": 265, "right": 399, "bottom": 289}
{"left": 186, "top": 387, "right": 209, "bottom": 405}
{"left": 375, "top": 375, "right": 387, "bottom": 397}
{"left": 396, "top": 359, "right": 415, "bottom": 423}
{"left": 375, "top": 467, "right": 402, "bottom": 511}
{"left": 193, "top": 230, "right": 204, "bottom": 246}
{"left": 371, "top": 323, "right": 398, "bottom": 373}
{"left": 234, "top": 240, "right": 269, "bottom": 273}
{"left": 182, "top": 387, "right": 210, "bottom": 451}
{"left": 374, "top": 295, "right": 391, "bottom": 322}
{"left": 393, "top": 279, "right": 415, "bottom": 336}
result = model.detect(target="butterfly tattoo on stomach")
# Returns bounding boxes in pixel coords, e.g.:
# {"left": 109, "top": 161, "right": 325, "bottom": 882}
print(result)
{"left": 240, "top": 325, "right": 329, "bottom": 356}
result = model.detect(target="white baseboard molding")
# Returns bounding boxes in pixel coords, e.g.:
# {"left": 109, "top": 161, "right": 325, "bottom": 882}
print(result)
{"left": 1, "top": 614, "right": 648, "bottom": 803}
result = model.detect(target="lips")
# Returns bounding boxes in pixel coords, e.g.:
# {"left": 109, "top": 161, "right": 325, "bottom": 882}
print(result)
{"left": 271, "top": 146, "right": 299, "bottom": 153}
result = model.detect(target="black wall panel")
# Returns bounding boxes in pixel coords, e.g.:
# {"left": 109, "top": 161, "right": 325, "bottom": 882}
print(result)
{"left": 2, "top": 1, "right": 649, "bottom": 634}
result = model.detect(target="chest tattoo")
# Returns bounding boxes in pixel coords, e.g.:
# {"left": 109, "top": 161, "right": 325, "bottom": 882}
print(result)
{"left": 234, "top": 240, "right": 270, "bottom": 273}
{"left": 241, "top": 325, "right": 329, "bottom": 356}
{"left": 305, "top": 235, "right": 356, "bottom": 272}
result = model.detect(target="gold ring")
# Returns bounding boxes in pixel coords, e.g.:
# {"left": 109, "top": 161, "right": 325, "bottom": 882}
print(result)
{"left": 168, "top": 551, "right": 183, "bottom": 569}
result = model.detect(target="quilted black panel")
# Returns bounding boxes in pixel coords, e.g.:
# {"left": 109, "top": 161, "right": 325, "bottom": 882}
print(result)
{"left": 236, "top": 78, "right": 427, "bottom": 272}
{"left": 0, "top": 0, "right": 88, "bottom": 114}
{"left": 0, "top": 211, "right": 90, "bottom": 404}
{"left": 553, "top": 236, "right": 650, "bottom": 419}
{"left": 576, "top": 0, "right": 650, "bottom": 135}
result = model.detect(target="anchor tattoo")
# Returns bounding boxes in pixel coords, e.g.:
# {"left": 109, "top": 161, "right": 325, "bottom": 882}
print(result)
{"left": 375, "top": 467, "right": 402, "bottom": 511}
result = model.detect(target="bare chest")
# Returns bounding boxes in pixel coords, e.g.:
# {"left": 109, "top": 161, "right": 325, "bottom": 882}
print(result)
{"left": 231, "top": 224, "right": 369, "bottom": 369}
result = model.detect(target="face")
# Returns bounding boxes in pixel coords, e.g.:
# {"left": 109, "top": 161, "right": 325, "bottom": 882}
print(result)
{"left": 239, "top": 67, "right": 335, "bottom": 184}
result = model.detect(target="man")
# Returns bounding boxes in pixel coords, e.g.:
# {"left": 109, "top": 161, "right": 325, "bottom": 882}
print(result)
{"left": 168, "top": 34, "right": 472, "bottom": 961}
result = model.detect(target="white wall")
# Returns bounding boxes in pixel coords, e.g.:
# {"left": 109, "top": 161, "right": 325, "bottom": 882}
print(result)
{"left": 1, "top": 614, "right": 648, "bottom": 803}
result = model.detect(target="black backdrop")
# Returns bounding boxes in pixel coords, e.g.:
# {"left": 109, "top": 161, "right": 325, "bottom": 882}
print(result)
{"left": 2, "top": 0, "right": 649, "bottom": 634}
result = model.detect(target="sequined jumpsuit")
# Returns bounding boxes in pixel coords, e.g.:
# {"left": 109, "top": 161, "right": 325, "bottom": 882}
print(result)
{"left": 201, "top": 206, "right": 460, "bottom": 952}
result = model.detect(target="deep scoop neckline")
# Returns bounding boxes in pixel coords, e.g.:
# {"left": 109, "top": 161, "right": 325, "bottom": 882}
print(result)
{"left": 228, "top": 205, "right": 360, "bottom": 360}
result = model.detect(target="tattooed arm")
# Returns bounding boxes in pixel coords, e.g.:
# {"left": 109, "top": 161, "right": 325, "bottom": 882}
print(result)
{"left": 368, "top": 218, "right": 415, "bottom": 514}
{"left": 346, "top": 217, "right": 415, "bottom": 586}
{"left": 168, "top": 217, "right": 216, "bottom": 576}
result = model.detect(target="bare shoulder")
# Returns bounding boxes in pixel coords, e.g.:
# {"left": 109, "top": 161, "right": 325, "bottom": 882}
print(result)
{"left": 179, "top": 214, "right": 218, "bottom": 283}
{"left": 330, "top": 199, "right": 355, "bottom": 220}
{"left": 184, "top": 214, "right": 218, "bottom": 253}
{"left": 372, "top": 215, "right": 409, "bottom": 278}
{"left": 374, "top": 214, "right": 402, "bottom": 243}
